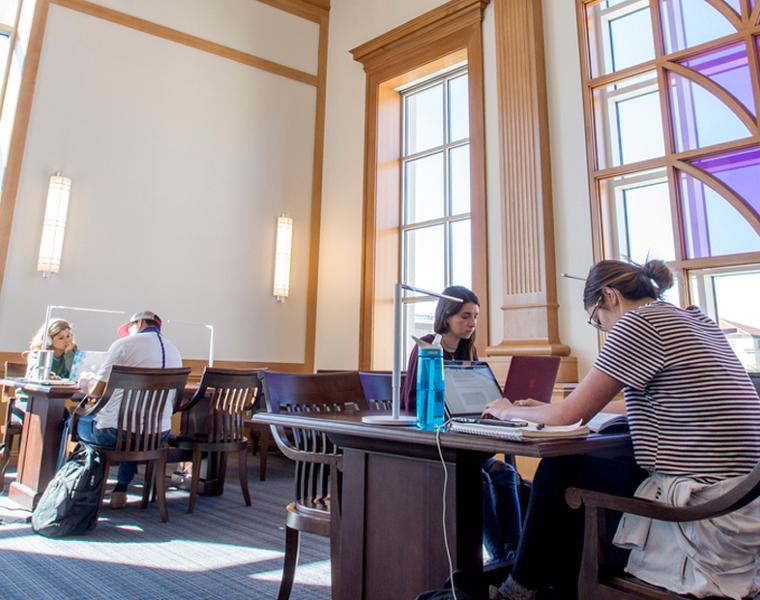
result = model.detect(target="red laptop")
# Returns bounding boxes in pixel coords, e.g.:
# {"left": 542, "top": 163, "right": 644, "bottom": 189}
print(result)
{"left": 502, "top": 355, "right": 561, "bottom": 403}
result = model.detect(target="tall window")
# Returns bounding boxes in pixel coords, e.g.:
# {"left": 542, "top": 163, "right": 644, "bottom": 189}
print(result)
{"left": 400, "top": 66, "right": 471, "bottom": 357}
{"left": 578, "top": 0, "right": 760, "bottom": 371}
{"left": 0, "top": 0, "right": 32, "bottom": 188}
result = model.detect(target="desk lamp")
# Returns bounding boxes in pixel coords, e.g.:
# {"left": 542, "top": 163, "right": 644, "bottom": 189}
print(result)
{"left": 361, "top": 283, "right": 463, "bottom": 426}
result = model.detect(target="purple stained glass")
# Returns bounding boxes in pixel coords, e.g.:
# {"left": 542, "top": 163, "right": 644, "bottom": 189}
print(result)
{"left": 681, "top": 42, "right": 754, "bottom": 115}
{"left": 679, "top": 168, "right": 760, "bottom": 258}
{"left": 692, "top": 147, "right": 760, "bottom": 216}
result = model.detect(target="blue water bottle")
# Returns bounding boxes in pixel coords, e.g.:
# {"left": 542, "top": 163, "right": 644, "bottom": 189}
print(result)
{"left": 416, "top": 346, "right": 445, "bottom": 430}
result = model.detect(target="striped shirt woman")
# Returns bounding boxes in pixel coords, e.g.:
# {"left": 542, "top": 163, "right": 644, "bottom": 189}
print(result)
{"left": 486, "top": 259, "right": 760, "bottom": 600}
{"left": 595, "top": 301, "right": 760, "bottom": 483}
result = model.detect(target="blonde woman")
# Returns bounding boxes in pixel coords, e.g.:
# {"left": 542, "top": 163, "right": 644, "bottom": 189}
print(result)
{"left": 24, "top": 319, "right": 78, "bottom": 380}
{"left": 13, "top": 320, "right": 77, "bottom": 426}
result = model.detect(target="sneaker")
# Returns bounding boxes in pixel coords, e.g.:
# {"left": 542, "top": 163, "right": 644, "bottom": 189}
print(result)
{"left": 110, "top": 491, "right": 127, "bottom": 509}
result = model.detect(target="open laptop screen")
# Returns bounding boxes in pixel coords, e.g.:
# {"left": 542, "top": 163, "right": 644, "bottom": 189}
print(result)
{"left": 444, "top": 361, "right": 503, "bottom": 418}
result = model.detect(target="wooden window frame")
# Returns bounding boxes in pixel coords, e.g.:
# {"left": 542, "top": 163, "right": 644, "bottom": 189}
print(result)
{"left": 576, "top": 0, "right": 760, "bottom": 306}
{"left": 351, "top": 0, "right": 490, "bottom": 370}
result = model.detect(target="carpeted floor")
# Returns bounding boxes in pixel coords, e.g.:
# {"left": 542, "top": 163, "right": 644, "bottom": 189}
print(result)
{"left": 0, "top": 453, "right": 331, "bottom": 600}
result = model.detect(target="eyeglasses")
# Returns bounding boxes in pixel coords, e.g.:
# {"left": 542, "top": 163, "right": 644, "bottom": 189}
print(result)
{"left": 587, "top": 300, "right": 606, "bottom": 331}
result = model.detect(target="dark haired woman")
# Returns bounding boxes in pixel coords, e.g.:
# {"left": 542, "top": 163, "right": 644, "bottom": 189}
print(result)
{"left": 401, "top": 285, "right": 480, "bottom": 412}
{"left": 402, "top": 286, "right": 522, "bottom": 564}
{"left": 487, "top": 259, "right": 760, "bottom": 600}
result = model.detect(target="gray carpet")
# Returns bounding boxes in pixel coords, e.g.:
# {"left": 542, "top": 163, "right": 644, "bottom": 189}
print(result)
{"left": 0, "top": 454, "right": 331, "bottom": 600}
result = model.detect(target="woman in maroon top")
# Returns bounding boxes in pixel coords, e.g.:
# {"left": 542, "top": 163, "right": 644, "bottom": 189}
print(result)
{"left": 401, "top": 285, "right": 480, "bottom": 412}
{"left": 401, "top": 285, "right": 523, "bottom": 564}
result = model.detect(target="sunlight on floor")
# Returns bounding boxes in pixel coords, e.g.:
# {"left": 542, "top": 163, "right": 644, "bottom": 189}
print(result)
{"left": 0, "top": 526, "right": 283, "bottom": 571}
{"left": 249, "top": 558, "right": 331, "bottom": 586}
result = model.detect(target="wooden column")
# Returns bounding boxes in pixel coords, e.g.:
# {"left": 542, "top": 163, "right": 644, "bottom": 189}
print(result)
{"left": 488, "top": 0, "right": 573, "bottom": 375}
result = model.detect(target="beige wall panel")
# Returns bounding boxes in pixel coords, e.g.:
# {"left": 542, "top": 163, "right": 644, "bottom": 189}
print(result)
{"left": 317, "top": 0, "right": 454, "bottom": 370}
{"left": 87, "top": 0, "right": 319, "bottom": 75}
{"left": 542, "top": 0, "right": 597, "bottom": 375}
{"left": 0, "top": 5, "right": 316, "bottom": 362}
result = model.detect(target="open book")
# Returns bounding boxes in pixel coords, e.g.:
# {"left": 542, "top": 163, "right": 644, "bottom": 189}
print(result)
{"left": 586, "top": 412, "right": 629, "bottom": 433}
{"left": 448, "top": 419, "right": 589, "bottom": 441}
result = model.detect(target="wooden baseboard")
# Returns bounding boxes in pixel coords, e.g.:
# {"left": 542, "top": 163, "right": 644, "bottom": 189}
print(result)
{"left": 0, "top": 351, "right": 312, "bottom": 383}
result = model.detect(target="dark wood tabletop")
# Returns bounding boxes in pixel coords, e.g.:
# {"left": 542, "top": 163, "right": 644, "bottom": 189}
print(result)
{"left": 252, "top": 411, "right": 631, "bottom": 458}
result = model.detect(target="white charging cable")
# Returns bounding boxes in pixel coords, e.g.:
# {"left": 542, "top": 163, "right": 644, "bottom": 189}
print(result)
{"left": 435, "top": 421, "right": 458, "bottom": 600}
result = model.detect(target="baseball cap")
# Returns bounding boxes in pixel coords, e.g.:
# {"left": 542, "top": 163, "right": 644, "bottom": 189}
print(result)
{"left": 117, "top": 310, "right": 162, "bottom": 337}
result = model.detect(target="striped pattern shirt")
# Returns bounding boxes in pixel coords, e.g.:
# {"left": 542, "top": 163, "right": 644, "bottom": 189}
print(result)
{"left": 594, "top": 302, "right": 760, "bottom": 483}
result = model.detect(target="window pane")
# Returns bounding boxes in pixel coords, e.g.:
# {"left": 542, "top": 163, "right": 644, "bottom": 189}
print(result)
{"left": 725, "top": 0, "right": 741, "bottom": 13}
{"left": 681, "top": 42, "right": 753, "bottom": 116}
{"left": 405, "top": 84, "right": 443, "bottom": 155}
{"left": 692, "top": 147, "right": 760, "bottom": 216}
{"left": 593, "top": 72, "right": 665, "bottom": 168}
{"left": 405, "top": 152, "right": 444, "bottom": 224}
{"left": 448, "top": 74, "right": 469, "bottom": 142}
{"left": 402, "top": 300, "right": 437, "bottom": 362}
{"left": 670, "top": 72, "right": 751, "bottom": 152}
{"left": 689, "top": 267, "right": 760, "bottom": 371}
{"left": 0, "top": 33, "right": 9, "bottom": 92}
{"left": 450, "top": 219, "right": 471, "bottom": 289}
{"left": 449, "top": 144, "right": 470, "bottom": 216}
{"left": 660, "top": 0, "right": 736, "bottom": 54}
{"left": 600, "top": 169, "right": 676, "bottom": 263}
{"left": 587, "top": 2, "right": 655, "bottom": 77}
{"left": 679, "top": 171, "right": 760, "bottom": 258}
{"left": 404, "top": 225, "right": 445, "bottom": 293}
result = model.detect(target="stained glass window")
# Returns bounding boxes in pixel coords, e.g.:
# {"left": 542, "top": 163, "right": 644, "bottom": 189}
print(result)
{"left": 578, "top": 0, "right": 760, "bottom": 370}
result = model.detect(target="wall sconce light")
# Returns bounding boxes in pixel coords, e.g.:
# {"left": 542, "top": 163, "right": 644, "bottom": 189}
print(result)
{"left": 273, "top": 214, "right": 293, "bottom": 302}
{"left": 37, "top": 172, "right": 72, "bottom": 277}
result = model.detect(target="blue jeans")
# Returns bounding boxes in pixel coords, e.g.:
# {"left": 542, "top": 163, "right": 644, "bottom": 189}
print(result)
{"left": 76, "top": 415, "right": 169, "bottom": 486}
{"left": 482, "top": 457, "right": 523, "bottom": 563}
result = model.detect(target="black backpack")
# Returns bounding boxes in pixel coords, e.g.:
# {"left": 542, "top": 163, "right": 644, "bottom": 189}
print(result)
{"left": 31, "top": 443, "right": 105, "bottom": 537}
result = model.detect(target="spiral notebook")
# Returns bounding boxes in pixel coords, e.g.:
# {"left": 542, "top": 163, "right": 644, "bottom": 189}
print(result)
{"left": 448, "top": 419, "right": 589, "bottom": 441}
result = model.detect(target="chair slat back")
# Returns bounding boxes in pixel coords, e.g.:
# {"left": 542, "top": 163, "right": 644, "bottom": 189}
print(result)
{"left": 100, "top": 366, "right": 190, "bottom": 452}
{"left": 5, "top": 362, "right": 26, "bottom": 378}
{"left": 358, "top": 371, "right": 406, "bottom": 411}
{"left": 196, "top": 368, "right": 259, "bottom": 443}
{"left": 260, "top": 371, "right": 368, "bottom": 509}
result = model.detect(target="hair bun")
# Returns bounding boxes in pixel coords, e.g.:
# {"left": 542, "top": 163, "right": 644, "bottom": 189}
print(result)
{"left": 642, "top": 259, "right": 674, "bottom": 294}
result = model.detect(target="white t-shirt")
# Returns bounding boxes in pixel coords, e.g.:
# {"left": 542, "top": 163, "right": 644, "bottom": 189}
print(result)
{"left": 94, "top": 330, "right": 183, "bottom": 430}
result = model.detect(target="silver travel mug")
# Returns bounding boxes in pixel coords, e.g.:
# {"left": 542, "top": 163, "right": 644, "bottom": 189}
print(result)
{"left": 32, "top": 350, "right": 54, "bottom": 381}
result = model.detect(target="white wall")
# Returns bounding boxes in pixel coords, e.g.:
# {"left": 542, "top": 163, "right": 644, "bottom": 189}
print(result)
{"left": 0, "top": 3, "right": 318, "bottom": 362}
{"left": 542, "top": 0, "right": 598, "bottom": 375}
{"left": 317, "top": 0, "right": 600, "bottom": 373}
{"left": 316, "top": 0, "right": 448, "bottom": 370}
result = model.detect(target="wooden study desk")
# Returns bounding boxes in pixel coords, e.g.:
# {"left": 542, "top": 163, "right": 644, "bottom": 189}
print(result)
{"left": 0, "top": 379, "right": 78, "bottom": 510}
{"left": 254, "top": 411, "right": 631, "bottom": 600}
{"left": 1, "top": 378, "right": 221, "bottom": 509}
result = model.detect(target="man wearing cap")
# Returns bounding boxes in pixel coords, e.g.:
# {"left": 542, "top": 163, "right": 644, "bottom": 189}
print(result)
{"left": 77, "top": 310, "right": 182, "bottom": 509}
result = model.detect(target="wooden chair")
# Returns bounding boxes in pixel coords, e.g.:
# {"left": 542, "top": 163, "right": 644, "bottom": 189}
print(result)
{"left": 77, "top": 366, "right": 190, "bottom": 523}
{"left": 170, "top": 367, "right": 259, "bottom": 513}
{"left": 1, "top": 362, "right": 26, "bottom": 481}
{"left": 565, "top": 458, "right": 760, "bottom": 599}
{"left": 358, "top": 370, "right": 406, "bottom": 411}
{"left": 260, "top": 370, "right": 369, "bottom": 600}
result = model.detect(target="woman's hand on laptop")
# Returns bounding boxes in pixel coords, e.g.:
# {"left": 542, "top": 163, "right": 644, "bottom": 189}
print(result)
{"left": 512, "top": 399, "right": 543, "bottom": 407}
{"left": 482, "top": 398, "right": 514, "bottom": 420}
{"left": 482, "top": 397, "right": 544, "bottom": 420}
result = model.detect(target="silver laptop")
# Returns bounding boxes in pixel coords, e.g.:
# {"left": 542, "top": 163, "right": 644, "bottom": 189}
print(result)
{"left": 444, "top": 361, "right": 504, "bottom": 422}
{"left": 69, "top": 350, "right": 108, "bottom": 380}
